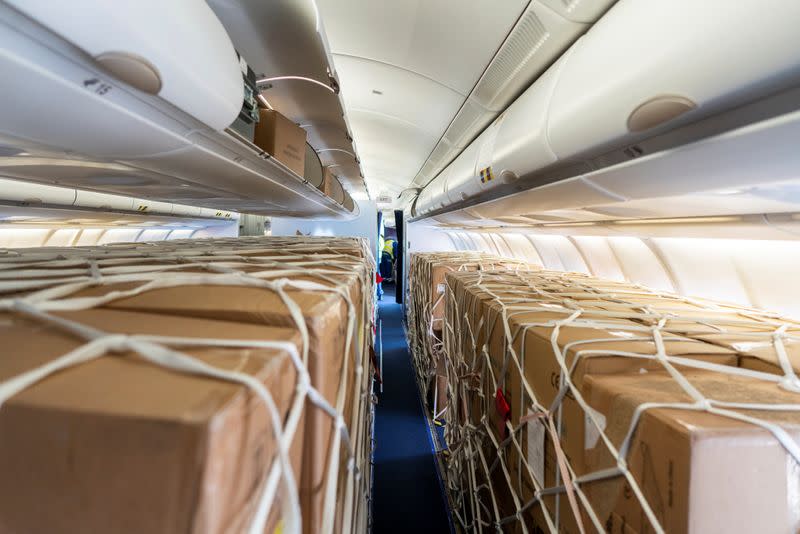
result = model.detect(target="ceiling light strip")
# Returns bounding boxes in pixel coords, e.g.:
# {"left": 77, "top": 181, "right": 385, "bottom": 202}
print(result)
{"left": 257, "top": 75, "right": 335, "bottom": 93}
{"left": 316, "top": 148, "right": 357, "bottom": 158}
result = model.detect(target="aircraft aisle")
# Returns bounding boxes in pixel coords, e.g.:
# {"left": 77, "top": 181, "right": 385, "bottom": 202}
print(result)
{"left": 372, "top": 285, "right": 453, "bottom": 533}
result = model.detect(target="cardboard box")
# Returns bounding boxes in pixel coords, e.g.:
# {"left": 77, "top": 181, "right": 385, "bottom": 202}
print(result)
{"left": 0, "top": 309, "right": 301, "bottom": 534}
{"left": 408, "top": 253, "right": 535, "bottom": 420}
{"left": 68, "top": 273, "right": 368, "bottom": 534}
{"left": 255, "top": 109, "right": 307, "bottom": 177}
{"left": 442, "top": 269, "right": 759, "bottom": 534}
{"left": 322, "top": 168, "right": 345, "bottom": 204}
{"left": 0, "top": 237, "right": 375, "bottom": 534}
{"left": 581, "top": 370, "right": 800, "bottom": 534}
{"left": 444, "top": 269, "right": 736, "bottom": 418}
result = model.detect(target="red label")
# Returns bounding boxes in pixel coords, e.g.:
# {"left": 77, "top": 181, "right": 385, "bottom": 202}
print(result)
{"left": 495, "top": 388, "right": 510, "bottom": 438}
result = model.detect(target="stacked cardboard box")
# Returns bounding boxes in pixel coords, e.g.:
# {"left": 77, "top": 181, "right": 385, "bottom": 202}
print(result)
{"left": 441, "top": 268, "right": 800, "bottom": 533}
{"left": 407, "top": 252, "right": 535, "bottom": 418}
{"left": 254, "top": 109, "right": 307, "bottom": 177}
{"left": 0, "top": 236, "right": 375, "bottom": 534}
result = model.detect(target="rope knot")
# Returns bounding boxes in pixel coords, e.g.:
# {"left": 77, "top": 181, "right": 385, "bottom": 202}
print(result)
{"left": 697, "top": 398, "right": 713, "bottom": 411}
{"left": 103, "top": 334, "right": 131, "bottom": 353}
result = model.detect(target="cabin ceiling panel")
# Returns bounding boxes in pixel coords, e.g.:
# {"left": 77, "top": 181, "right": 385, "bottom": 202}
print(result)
{"left": 318, "top": 0, "right": 528, "bottom": 200}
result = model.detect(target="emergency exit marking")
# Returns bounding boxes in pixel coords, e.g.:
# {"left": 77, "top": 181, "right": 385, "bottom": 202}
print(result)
{"left": 479, "top": 167, "right": 494, "bottom": 183}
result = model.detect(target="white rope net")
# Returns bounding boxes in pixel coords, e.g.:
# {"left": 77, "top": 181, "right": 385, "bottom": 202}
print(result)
{"left": 0, "top": 236, "right": 376, "bottom": 534}
{"left": 407, "top": 252, "right": 537, "bottom": 420}
{"left": 428, "top": 267, "right": 800, "bottom": 533}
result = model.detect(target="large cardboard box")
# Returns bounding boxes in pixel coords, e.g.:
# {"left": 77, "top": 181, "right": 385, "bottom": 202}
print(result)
{"left": 0, "top": 309, "right": 301, "bottom": 534}
{"left": 67, "top": 273, "right": 368, "bottom": 534}
{"left": 580, "top": 370, "right": 800, "bottom": 534}
{"left": 255, "top": 109, "right": 307, "bottom": 177}
{"left": 408, "top": 253, "right": 534, "bottom": 420}
{"left": 444, "top": 269, "right": 736, "bottom": 418}
{"left": 0, "top": 237, "right": 375, "bottom": 534}
{"left": 442, "top": 269, "right": 754, "bottom": 534}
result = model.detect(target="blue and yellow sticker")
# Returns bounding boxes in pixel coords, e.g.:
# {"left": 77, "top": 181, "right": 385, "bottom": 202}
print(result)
{"left": 479, "top": 167, "right": 494, "bottom": 184}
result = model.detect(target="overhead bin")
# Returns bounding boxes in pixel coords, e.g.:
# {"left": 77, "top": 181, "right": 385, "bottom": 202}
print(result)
{"left": 413, "top": 176, "right": 447, "bottom": 217}
{"left": 419, "top": 51, "right": 570, "bottom": 214}
{"left": 0, "top": 177, "right": 233, "bottom": 221}
{"left": 421, "top": 109, "right": 800, "bottom": 228}
{"left": 5, "top": 0, "right": 242, "bottom": 130}
{"left": 74, "top": 190, "right": 135, "bottom": 211}
{"left": 546, "top": 0, "right": 800, "bottom": 160}
{"left": 0, "top": 178, "right": 75, "bottom": 206}
{"left": 410, "top": 0, "right": 615, "bottom": 189}
{"left": 489, "top": 54, "right": 569, "bottom": 182}
{"left": 170, "top": 203, "right": 203, "bottom": 218}
{"left": 0, "top": 2, "right": 357, "bottom": 220}
{"left": 207, "top": 0, "right": 366, "bottom": 195}
{"left": 440, "top": 144, "right": 479, "bottom": 205}
{"left": 470, "top": 176, "right": 621, "bottom": 220}
{"left": 419, "top": 54, "right": 567, "bottom": 214}
{"left": 133, "top": 198, "right": 173, "bottom": 216}
{"left": 414, "top": 0, "right": 800, "bottom": 221}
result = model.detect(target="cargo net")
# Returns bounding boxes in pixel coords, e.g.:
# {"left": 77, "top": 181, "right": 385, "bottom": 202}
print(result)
{"left": 0, "top": 236, "right": 375, "bottom": 534}
{"left": 407, "top": 252, "right": 536, "bottom": 419}
{"left": 439, "top": 268, "right": 800, "bottom": 533}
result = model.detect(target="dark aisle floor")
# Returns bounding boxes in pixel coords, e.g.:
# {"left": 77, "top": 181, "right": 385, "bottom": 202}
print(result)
{"left": 372, "top": 286, "right": 452, "bottom": 533}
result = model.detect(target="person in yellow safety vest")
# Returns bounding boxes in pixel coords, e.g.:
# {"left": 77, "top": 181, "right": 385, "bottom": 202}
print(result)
{"left": 383, "top": 239, "right": 395, "bottom": 259}
{"left": 379, "top": 238, "right": 395, "bottom": 282}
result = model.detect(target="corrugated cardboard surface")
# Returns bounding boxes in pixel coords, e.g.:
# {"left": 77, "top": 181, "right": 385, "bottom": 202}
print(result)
{"left": 583, "top": 370, "right": 800, "bottom": 534}
{"left": 254, "top": 109, "right": 307, "bottom": 177}
{"left": 0, "top": 236, "right": 375, "bottom": 534}
{"left": 0, "top": 309, "right": 300, "bottom": 534}
{"left": 65, "top": 276, "right": 365, "bottom": 534}
{"left": 407, "top": 252, "right": 534, "bottom": 418}
{"left": 440, "top": 267, "right": 800, "bottom": 534}
{"left": 322, "top": 169, "right": 345, "bottom": 205}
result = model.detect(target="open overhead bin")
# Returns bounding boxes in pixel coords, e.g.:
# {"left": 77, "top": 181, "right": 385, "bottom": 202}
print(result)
{"left": 207, "top": 0, "right": 366, "bottom": 197}
{"left": 0, "top": 0, "right": 361, "bottom": 219}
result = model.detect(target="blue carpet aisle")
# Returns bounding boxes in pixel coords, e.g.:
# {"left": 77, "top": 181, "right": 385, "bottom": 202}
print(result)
{"left": 372, "top": 286, "right": 452, "bottom": 533}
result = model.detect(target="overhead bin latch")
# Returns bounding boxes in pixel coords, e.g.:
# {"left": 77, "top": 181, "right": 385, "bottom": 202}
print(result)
{"left": 627, "top": 95, "right": 696, "bottom": 132}
{"left": 95, "top": 51, "right": 162, "bottom": 95}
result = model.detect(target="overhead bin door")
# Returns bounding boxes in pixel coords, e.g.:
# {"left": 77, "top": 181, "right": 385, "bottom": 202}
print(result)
{"left": 546, "top": 0, "right": 800, "bottom": 159}
{"left": 5, "top": 0, "right": 242, "bottom": 130}
{"left": 74, "top": 190, "right": 135, "bottom": 211}
{"left": 0, "top": 178, "right": 75, "bottom": 206}
{"left": 439, "top": 142, "right": 480, "bottom": 206}
{"left": 491, "top": 53, "right": 569, "bottom": 181}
